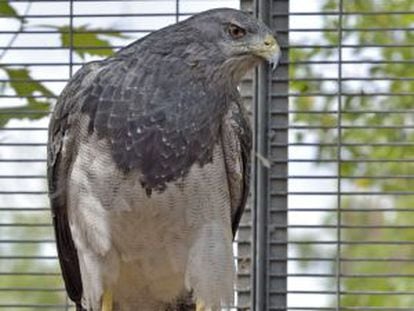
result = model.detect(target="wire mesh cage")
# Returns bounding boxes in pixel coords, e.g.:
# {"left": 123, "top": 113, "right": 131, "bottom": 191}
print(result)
{"left": 0, "top": 0, "right": 413, "bottom": 310}
{"left": 287, "top": 0, "right": 414, "bottom": 310}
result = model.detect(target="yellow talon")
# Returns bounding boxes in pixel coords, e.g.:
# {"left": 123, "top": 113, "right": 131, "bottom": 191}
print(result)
{"left": 196, "top": 301, "right": 206, "bottom": 311}
{"left": 101, "top": 290, "right": 113, "bottom": 311}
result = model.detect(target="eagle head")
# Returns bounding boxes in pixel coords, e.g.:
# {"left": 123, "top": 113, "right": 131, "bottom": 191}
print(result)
{"left": 184, "top": 8, "right": 281, "bottom": 81}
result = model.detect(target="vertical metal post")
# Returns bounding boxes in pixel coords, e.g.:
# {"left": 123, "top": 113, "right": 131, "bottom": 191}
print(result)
{"left": 252, "top": 0, "right": 289, "bottom": 310}
{"left": 252, "top": 0, "right": 271, "bottom": 309}
{"left": 69, "top": 0, "right": 74, "bottom": 78}
{"left": 336, "top": 1, "right": 344, "bottom": 310}
{"left": 268, "top": 0, "right": 289, "bottom": 309}
{"left": 175, "top": 0, "right": 179, "bottom": 23}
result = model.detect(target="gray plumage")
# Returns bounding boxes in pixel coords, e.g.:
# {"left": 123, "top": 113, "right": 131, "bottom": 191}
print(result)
{"left": 48, "top": 8, "right": 279, "bottom": 311}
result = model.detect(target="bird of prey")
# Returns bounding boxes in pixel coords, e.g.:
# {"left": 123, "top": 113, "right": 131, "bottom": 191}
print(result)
{"left": 47, "top": 8, "right": 280, "bottom": 311}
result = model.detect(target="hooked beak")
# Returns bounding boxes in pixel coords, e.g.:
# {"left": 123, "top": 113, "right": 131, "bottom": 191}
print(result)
{"left": 252, "top": 34, "right": 281, "bottom": 70}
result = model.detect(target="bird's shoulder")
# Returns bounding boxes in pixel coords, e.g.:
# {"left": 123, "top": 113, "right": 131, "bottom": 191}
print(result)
{"left": 47, "top": 60, "right": 106, "bottom": 170}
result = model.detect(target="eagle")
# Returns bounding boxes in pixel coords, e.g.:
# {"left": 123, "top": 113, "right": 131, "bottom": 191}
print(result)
{"left": 47, "top": 8, "right": 280, "bottom": 311}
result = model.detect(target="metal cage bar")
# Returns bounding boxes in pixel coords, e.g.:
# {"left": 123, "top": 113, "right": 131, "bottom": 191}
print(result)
{"left": 251, "top": 0, "right": 289, "bottom": 310}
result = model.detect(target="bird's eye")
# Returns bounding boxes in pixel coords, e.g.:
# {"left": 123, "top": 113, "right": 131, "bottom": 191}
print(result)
{"left": 228, "top": 23, "right": 246, "bottom": 39}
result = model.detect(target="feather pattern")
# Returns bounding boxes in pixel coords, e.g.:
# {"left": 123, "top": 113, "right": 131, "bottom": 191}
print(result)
{"left": 66, "top": 122, "right": 237, "bottom": 309}
{"left": 80, "top": 25, "right": 232, "bottom": 192}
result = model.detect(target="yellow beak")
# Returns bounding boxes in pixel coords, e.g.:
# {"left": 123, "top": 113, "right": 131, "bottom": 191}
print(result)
{"left": 254, "top": 34, "right": 281, "bottom": 69}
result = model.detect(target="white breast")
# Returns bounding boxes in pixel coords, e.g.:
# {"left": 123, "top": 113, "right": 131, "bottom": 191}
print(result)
{"left": 67, "top": 130, "right": 234, "bottom": 310}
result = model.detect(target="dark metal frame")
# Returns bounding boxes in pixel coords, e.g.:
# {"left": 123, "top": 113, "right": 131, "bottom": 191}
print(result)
{"left": 251, "top": 0, "right": 288, "bottom": 310}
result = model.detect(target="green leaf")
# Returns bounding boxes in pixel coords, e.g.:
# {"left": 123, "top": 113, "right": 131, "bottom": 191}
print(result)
{"left": 0, "top": 67, "right": 54, "bottom": 126}
{"left": 5, "top": 67, "right": 54, "bottom": 100}
{"left": 0, "top": 1, "right": 19, "bottom": 18}
{"left": 291, "top": 0, "right": 414, "bottom": 307}
{"left": 57, "top": 25, "right": 128, "bottom": 59}
{"left": 0, "top": 101, "right": 49, "bottom": 127}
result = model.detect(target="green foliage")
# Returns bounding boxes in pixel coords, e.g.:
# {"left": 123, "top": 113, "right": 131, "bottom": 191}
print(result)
{"left": 0, "top": 68, "right": 53, "bottom": 127}
{"left": 291, "top": 0, "right": 414, "bottom": 308}
{"left": 0, "top": 1, "right": 127, "bottom": 127}
{"left": 5, "top": 68, "right": 54, "bottom": 101}
{"left": 56, "top": 25, "right": 128, "bottom": 59}
{"left": 0, "top": 2, "right": 19, "bottom": 18}
{"left": 292, "top": 0, "right": 414, "bottom": 183}
{"left": 0, "top": 211, "right": 66, "bottom": 306}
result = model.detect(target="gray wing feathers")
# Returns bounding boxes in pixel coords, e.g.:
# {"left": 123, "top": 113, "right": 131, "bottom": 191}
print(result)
{"left": 47, "top": 61, "right": 104, "bottom": 309}
{"left": 80, "top": 52, "right": 228, "bottom": 191}
{"left": 221, "top": 99, "right": 252, "bottom": 237}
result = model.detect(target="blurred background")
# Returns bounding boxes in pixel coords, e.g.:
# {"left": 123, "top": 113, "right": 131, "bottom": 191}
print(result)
{"left": 0, "top": 0, "right": 413, "bottom": 310}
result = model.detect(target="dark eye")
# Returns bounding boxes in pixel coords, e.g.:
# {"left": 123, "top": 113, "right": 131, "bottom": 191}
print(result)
{"left": 228, "top": 23, "right": 246, "bottom": 39}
